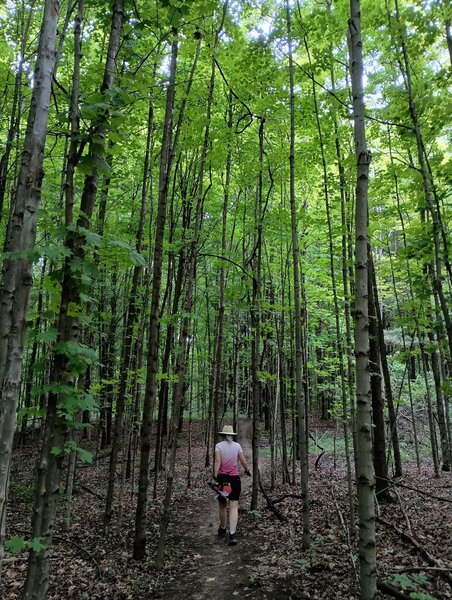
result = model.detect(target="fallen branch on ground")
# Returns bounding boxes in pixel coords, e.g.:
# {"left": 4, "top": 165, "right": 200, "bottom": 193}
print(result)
{"left": 377, "top": 516, "right": 452, "bottom": 585}
{"left": 76, "top": 481, "right": 104, "bottom": 501}
{"left": 377, "top": 580, "right": 412, "bottom": 600}
{"left": 53, "top": 535, "right": 103, "bottom": 579}
{"left": 257, "top": 469, "right": 288, "bottom": 523}
{"left": 393, "top": 566, "right": 452, "bottom": 573}
{"left": 12, "top": 529, "right": 103, "bottom": 579}
{"left": 271, "top": 493, "right": 304, "bottom": 505}
{"left": 314, "top": 451, "right": 325, "bottom": 470}
{"left": 331, "top": 483, "right": 358, "bottom": 584}
{"left": 376, "top": 476, "right": 452, "bottom": 503}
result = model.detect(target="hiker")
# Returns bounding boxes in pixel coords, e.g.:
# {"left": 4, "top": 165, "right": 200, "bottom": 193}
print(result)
{"left": 213, "top": 424, "right": 251, "bottom": 545}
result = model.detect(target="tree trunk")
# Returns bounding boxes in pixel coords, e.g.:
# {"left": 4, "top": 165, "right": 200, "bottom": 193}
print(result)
{"left": 20, "top": 256, "right": 47, "bottom": 443}
{"left": 0, "top": 1, "right": 36, "bottom": 228}
{"left": 419, "top": 346, "right": 440, "bottom": 477}
{"left": 23, "top": 1, "right": 124, "bottom": 595}
{"left": 370, "top": 253, "right": 402, "bottom": 477}
{"left": 348, "top": 2, "right": 377, "bottom": 598}
{"left": 133, "top": 36, "right": 179, "bottom": 560}
{"left": 446, "top": 19, "right": 452, "bottom": 67}
{"left": 286, "top": 0, "right": 309, "bottom": 547}
{"left": 250, "top": 117, "right": 264, "bottom": 511}
{"left": 368, "top": 251, "right": 390, "bottom": 502}
{"left": 306, "top": 25, "right": 354, "bottom": 528}
{"left": 155, "top": 6, "right": 225, "bottom": 565}
{"left": 104, "top": 78, "right": 154, "bottom": 533}
{"left": 212, "top": 94, "right": 233, "bottom": 447}
{"left": 388, "top": 134, "right": 421, "bottom": 472}
{"left": 0, "top": 0, "right": 60, "bottom": 579}
{"left": 427, "top": 328, "right": 450, "bottom": 471}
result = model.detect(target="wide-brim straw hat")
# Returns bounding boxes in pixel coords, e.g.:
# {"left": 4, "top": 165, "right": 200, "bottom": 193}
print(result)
{"left": 218, "top": 425, "right": 238, "bottom": 436}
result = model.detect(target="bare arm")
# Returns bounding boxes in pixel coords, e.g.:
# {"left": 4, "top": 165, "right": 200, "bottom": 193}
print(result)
{"left": 238, "top": 451, "right": 250, "bottom": 473}
{"left": 214, "top": 450, "right": 221, "bottom": 478}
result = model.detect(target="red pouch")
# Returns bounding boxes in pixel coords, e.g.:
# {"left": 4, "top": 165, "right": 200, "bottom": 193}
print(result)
{"left": 221, "top": 483, "right": 232, "bottom": 497}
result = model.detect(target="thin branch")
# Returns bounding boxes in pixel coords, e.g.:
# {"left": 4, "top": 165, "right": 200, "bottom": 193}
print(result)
{"left": 198, "top": 252, "right": 253, "bottom": 279}
{"left": 377, "top": 516, "right": 452, "bottom": 585}
{"left": 214, "top": 58, "right": 263, "bottom": 132}
{"left": 258, "top": 469, "right": 289, "bottom": 523}
{"left": 291, "top": 57, "right": 414, "bottom": 131}
{"left": 376, "top": 476, "right": 452, "bottom": 503}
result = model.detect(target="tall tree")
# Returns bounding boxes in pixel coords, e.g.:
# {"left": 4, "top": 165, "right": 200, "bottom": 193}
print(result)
{"left": 0, "top": 0, "right": 60, "bottom": 579}
{"left": 133, "top": 34, "right": 179, "bottom": 561}
{"left": 286, "top": 0, "right": 310, "bottom": 548}
{"left": 348, "top": 1, "right": 376, "bottom": 598}
{"left": 23, "top": 0, "right": 124, "bottom": 595}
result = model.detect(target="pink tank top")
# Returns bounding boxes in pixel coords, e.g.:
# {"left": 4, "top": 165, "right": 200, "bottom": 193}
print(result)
{"left": 215, "top": 440, "right": 242, "bottom": 476}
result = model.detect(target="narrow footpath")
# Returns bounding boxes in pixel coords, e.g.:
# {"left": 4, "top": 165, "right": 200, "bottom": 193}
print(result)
{"left": 157, "top": 419, "right": 259, "bottom": 599}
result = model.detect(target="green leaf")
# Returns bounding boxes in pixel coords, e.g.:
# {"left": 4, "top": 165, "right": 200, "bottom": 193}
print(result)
{"left": 77, "top": 447, "right": 93, "bottom": 464}
{"left": 129, "top": 250, "right": 147, "bottom": 267}
{"left": 36, "top": 328, "right": 59, "bottom": 343}
{"left": 28, "top": 537, "right": 46, "bottom": 552}
{"left": 79, "top": 227, "right": 102, "bottom": 247}
{"left": 5, "top": 536, "right": 26, "bottom": 553}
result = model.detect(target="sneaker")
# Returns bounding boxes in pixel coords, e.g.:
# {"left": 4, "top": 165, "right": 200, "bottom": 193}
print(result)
{"left": 218, "top": 526, "right": 227, "bottom": 537}
{"left": 229, "top": 532, "right": 238, "bottom": 546}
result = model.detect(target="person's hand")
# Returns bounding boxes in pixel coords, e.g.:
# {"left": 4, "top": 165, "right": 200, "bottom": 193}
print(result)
{"left": 245, "top": 470, "right": 251, "bottom": 477}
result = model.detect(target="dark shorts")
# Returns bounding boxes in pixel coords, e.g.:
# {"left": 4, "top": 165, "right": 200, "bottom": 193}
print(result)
{"left": 217, "top": 474, "right": 241, "bottom": 501}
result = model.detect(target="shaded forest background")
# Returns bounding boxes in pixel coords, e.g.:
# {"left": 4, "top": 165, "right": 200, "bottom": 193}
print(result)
{"left": 0, "top": 0, "right": 450, "bottom": 598}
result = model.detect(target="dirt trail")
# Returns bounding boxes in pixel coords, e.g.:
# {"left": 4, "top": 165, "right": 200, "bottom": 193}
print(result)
{"left": 158, "top": 419, "right": 257, "bottom": 600}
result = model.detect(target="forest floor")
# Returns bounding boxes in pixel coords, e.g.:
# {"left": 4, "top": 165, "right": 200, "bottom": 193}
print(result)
{"left": 1, "top": 418, "right": 451, "bottom": 599}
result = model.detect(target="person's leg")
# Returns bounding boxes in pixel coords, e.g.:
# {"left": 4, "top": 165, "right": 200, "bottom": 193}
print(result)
{"left": 219, "top": 501, "right": 227, "bottom": 529}
{"left": 229, "top": 500, "right": 238, "bottom": 533}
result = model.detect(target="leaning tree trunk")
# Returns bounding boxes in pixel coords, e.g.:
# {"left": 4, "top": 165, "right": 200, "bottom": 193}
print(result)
{"left": 212, "top": 94, "right": 233, "bottom": 447}
{"left": 368, "top": 250, "right": 390, "bottom": 502}
{"left": 286, "top": 0, "right": 310, "bottom": 547}
{"left": 103, "top": 79, "right": 154, "bottom": 533}
{"left": 306, "top": 28, "right": 355, "bottom": 530}
{"left": 0, "top": 0, "right": 60, "bottom": 580}
{"left": 134, "top": 34, "right": 202, "bottom": 559}
{"left": 23, "top": 1, "right": 124, "bottom": 596}
{"left": 348, "top": 2, "right": 377, "bottom": 598}
{"left": 390, "top": 0, "right": 452, "bottom": 363}
{"left": 388, "top": 133, "right": 421, "bottom": 471}
{"left": 0, "top": 1, "right": 36, "bottom": 228}
{"left": 133, "top": 36, "right": 179, "bottom": 560}
{"left": 155, "top": 6, "right": 226, "bottom": 565}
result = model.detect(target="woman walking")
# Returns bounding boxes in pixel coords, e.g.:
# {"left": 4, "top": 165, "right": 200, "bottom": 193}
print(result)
{"left": 213, "top": 425, "right": 251, "bottom": 545}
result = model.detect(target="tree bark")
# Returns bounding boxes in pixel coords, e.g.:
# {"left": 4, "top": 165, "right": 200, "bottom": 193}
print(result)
{"left": 104, "top": 77, "right": 154, "bottom": 533}
{"left": 368, "top": 250, "right": 390, "bottom": 502}
{"left": 348, "top": 2, "right": 377, "bottom": 598}
{"left": 155, "top": 6, "right": 226, "bottom": 565}
{"left": 286, "top": 0, "right": 310, "bottom": 547}
{"left": 23, "top": 1, "right": 124, "bottom": 595}
{"left": 0, "top": 0, "right": 60, "bottom": 580}
{"left": 133, "top": 36, "right": 179, "bottom": 560}
{"left": 370, "top": 251, "right": 402, "bottom": 478}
